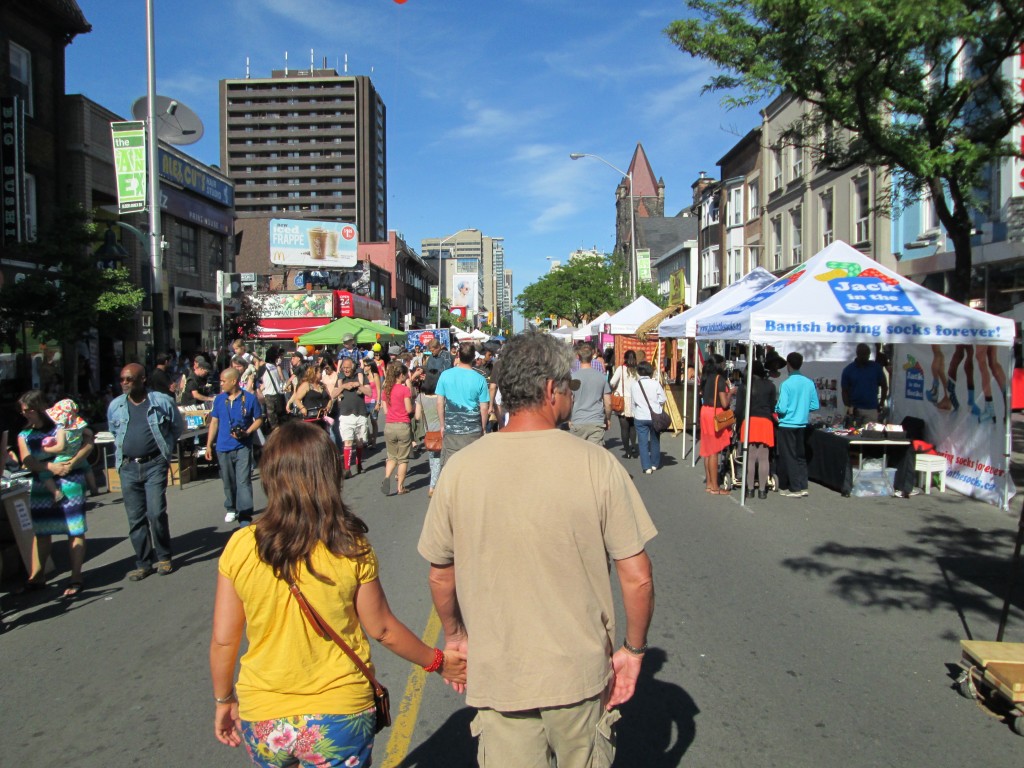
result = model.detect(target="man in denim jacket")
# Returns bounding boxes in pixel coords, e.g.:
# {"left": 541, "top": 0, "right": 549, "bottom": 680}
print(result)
{"left": 107, "top": 363, "right": 184, "bottom": 580}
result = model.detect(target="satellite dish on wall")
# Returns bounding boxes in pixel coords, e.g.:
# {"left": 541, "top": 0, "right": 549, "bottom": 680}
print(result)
{"left": 131, "top": 95, "right": 204, "bottom": 145}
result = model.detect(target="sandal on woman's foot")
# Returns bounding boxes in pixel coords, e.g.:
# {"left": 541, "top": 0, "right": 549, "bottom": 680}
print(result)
{"left": 63, "top": 581, "right": 83, "bottom": 598}
{"left": 396, "top": 488, "right": 410, "bottom": 495}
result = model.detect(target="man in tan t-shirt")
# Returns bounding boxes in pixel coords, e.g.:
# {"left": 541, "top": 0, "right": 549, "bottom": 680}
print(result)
{"left": 418, "top": 331, "right": 656, "bottom": 768}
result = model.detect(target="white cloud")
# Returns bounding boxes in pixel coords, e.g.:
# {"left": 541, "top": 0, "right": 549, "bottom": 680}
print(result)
{"left": 445, "top": 100, "right": 547, "bottom": 142}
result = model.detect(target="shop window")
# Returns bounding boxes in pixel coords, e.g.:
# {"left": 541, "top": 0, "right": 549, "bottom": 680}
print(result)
{"left": 9, "top": 42, "right": 33, "bottom": 117}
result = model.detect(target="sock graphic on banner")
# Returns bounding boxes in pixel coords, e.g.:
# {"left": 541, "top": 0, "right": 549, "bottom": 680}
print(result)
{"left": 947, "top": 380, "right": 959, "bottom": 411}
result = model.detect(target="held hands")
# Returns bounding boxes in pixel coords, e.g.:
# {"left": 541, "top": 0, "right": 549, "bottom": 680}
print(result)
{"left": 442, "top": 631, "right": 469, "bottom": 694}
{"left": 213, "top": 701, "right": 242, "bottom": 747}
{"left": 440, "top": 649, "right": 467, "bottom": 686}
{"left": 606, "top": 648, "right": 644, "bottom": 710}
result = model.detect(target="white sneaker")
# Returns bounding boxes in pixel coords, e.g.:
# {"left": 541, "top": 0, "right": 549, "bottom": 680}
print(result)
{"left": 644, "top": 468, "right": 654, "bottom": 474}
{"left": 224, "top": 511, "right": 237, "bottom": 523}
{"left": 779, "top": 490, "right": 804, "bottom": 498}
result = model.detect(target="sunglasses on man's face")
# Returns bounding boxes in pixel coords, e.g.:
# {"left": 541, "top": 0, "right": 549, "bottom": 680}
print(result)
{"left": 120, "top": 376, "right": 138, "bottom": 382}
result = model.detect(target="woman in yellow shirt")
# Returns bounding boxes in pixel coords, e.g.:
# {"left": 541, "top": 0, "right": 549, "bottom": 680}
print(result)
{"left": 210, "top": 421, "right": 466, "bottom": 767}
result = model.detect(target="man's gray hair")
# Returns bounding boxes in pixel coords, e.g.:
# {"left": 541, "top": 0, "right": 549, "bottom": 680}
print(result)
{"left": 495, "top": 331, "right": 575, "bottom": 414}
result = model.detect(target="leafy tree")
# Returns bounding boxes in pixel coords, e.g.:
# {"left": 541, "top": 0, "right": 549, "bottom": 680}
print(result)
{"left": 227, "top": 293, "right": 265, "bottom": 341}
{"left": 666, "top": 0, "right": 1024, "bottom": 302}
{"left": 516, "top": 254, "right": 630, "bottom": 325}
{"left": 0, "top": 204, "right": 145, "bottom": 390}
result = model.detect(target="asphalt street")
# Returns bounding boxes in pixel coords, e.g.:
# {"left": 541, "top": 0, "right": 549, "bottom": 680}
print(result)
{"left": 4, "top": 431, "right": 1024, "bottom": 767}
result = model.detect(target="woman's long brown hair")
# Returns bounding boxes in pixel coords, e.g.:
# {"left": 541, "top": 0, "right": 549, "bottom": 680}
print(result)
{"left": 254, "top": 421, "right": 369, "bottom": 584}
{"left": 382, "top": 361, "right": 407, "bottom": 403}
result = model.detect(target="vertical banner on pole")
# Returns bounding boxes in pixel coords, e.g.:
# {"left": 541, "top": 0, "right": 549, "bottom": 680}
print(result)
{"left": 111, "top": 121, "right": 147, "bottom": 214}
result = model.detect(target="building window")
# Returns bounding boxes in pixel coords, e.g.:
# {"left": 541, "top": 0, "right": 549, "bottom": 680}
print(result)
{"left": 921, "top": 190, "right": 940, "bottom": 232}
{"left": 701, "top": 247, "right": 720, "bottom": 287}
{"left": 23, "top": 173, "right": 37, "bottom": 241}
{"left": 854, "top": 176, "right": 871, "bottom": 243}
{"left": 790, "top": 206, "right": 803, "bottom": 263}
{"left": 748, "top": 180, "right": 759, "bottom": 221}
{"left": 791, "top": 145, "right": 804, "bottom": 180}
{"left": 772, "top": 148, "right": 782, "bottom": 191}
{"left": 9, "top": 42, "right": 33, "bottom": 117}
{"left": 771, "top": 216, "right": 783, "bottom": 270}
{"left": 727, "top": 248, "right": 743, "bottom": 284}
{"left": 174, "top": 221, "right": 198, "bottom": 273}
{"left": 729, "top": 186, "right": 743, "bottom": 227}
{"left": 820, "top": 189, "right": 834, "bottom": 246}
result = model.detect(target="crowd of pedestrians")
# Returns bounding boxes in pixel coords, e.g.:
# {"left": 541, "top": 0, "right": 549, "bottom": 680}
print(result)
{"left": 5, "top": 331, "right": 663, "bottom": 767}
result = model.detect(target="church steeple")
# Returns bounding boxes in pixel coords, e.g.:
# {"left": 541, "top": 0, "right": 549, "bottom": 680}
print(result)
{"left": 615, "top": 143, "right": 665, "bottom": 255}
{"left": 627, "top": 143, "right": 659, "bottom": 198}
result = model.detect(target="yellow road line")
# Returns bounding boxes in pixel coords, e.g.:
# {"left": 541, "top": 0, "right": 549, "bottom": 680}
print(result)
{"left": 379, "top": 607, "right": 443, "bottom": 768}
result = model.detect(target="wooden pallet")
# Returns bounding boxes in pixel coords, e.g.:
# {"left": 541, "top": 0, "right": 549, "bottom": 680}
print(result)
{"left": 961, "top": 640, "right": 1024, "bottom": 707}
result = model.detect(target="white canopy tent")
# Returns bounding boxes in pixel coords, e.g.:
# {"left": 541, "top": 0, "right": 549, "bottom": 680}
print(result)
{"left": 550, "top": 326, "right": 576, "bottom": 343}
{"left": 694, "top": 241, "right": 1016, "bottom": 508}
{"left": 658, "top": 267, "right": 778, "bottom": 464}
{"left": 575, "top": 312, "right": 610, "bottom": 341}
{"left": 454, "top": 328, "right": 490, "bottom": 342}
{"left": 593, "top": 297, "right": 661, "bottom": 336}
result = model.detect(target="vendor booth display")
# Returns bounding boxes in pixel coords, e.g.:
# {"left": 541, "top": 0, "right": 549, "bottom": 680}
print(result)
{"left": 659, "top": 267, "right": 778, "bottom": 464}
{"left": 694, "top": 241, "right": 1016, "bottom": 509}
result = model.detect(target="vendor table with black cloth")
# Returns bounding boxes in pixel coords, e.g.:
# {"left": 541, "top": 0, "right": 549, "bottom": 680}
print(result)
{"left": 807, "top": 429, "right": 915, "bottom": 496}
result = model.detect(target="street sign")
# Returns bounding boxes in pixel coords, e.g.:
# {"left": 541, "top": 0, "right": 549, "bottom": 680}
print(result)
{"left": 111, "top": 121, "right": 147, "bottom": 214}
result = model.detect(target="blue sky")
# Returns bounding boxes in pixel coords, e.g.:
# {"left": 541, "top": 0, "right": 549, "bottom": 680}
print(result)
{"left": 66, "top": 0, "right": 764, "bottom": 306}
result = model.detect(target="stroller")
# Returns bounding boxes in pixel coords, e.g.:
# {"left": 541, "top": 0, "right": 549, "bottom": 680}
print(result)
{"left": 719, "top": 427, "right": 778, "bottom": 493}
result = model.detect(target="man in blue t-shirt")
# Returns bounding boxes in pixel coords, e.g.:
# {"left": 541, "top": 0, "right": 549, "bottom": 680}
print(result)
{"left": 841, "top": 343, "right": 888, "bottom": 424}
{"left": 436, "top": 342, "right": 490, "bottom": 469}
{"left": 206, "top": 368, "right": 263, "bottom": 526}
{"left": 774, "top": 352, "right": 819, "bottom": 498}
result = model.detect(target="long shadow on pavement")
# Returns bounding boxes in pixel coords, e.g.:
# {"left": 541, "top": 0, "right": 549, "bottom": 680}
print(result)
{"left": 2, "top": 524, "right": 233, "bottom": 631}
{"left": 780, "top": 511, "right": 1023, "bottom": 638}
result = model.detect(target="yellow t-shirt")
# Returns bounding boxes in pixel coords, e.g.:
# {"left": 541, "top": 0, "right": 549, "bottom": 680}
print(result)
{"left": 218, "top": 525, "right": 379, "bottom": 721}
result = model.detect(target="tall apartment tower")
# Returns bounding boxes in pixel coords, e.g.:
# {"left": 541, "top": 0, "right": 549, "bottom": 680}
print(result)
{"left": 422, "top": 229, "right": 509, "bottom": 327}
{"left": 219, "top": 66, "right": 387, "bottom": 244}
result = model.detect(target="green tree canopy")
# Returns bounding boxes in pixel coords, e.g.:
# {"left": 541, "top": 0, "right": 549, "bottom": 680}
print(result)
{"left": 667, "top": 0, "right": 1024, "bottom": 301}
{"left": 516, "top": 254, "right": 631, "bottom": 326}
{"left": 0, "top": 205, "right": 145, "bottom": 349}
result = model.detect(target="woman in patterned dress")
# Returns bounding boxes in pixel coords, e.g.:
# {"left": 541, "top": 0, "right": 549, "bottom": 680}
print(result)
{"left": 16, "top": 390, "right": 92, "bottom": 597}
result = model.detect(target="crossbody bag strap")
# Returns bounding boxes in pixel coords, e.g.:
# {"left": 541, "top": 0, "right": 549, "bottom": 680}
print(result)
{"left": 638, "top": 378, "right": 657, "bottom": 414}
{"left": 287, "top": 581, "right": 385, "bottom": 697}
{"left": 713, "top": 375, "right": 722, "bottom": 414}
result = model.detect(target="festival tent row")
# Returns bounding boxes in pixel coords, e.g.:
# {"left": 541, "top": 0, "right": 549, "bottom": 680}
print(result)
{"left": 692, "top": 240, "right": 1015, "bottom": 508}
{"left": 658, "top": 267, "right": 778, "bottom": 462}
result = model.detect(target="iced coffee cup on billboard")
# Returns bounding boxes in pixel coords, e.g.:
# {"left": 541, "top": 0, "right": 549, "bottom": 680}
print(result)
{"left": 307, "top": 227, "right": 327, "bottom": 259}
{"left": 326, "top": 230, "right": 340, "bottom": 260}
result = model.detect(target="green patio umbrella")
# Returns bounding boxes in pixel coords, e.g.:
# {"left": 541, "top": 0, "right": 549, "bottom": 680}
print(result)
{"left": 349, "top": 318, "right": 407, "bottom": 343}
{"left": 297, "top": 318, "right": 366, "bottom": 346}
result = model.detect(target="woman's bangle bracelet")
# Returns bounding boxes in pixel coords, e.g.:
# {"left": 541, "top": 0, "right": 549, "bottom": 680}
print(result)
{"left": 623, "top": 639, "right": 648, "bottom": 656}
{"left": 214, "top": 689, "right": 237, "bottom": 704}
{"left": 423, "top": 647, "right": 444, "bottom": 673}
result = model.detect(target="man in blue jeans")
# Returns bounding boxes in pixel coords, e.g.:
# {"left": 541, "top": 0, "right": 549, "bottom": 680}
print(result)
{"left": 107, "top": 363, "right": 184, "bottom": 581}
{"left": 207, "top": 368, "right": 263, "bottom": 525}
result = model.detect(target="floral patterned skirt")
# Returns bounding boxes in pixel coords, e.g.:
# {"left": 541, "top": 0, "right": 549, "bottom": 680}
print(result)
{"left": 240, "top": 710, "right": 376, "bottom": 767}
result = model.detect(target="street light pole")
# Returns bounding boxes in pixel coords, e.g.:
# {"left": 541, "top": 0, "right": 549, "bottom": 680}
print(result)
{"left": 145, "top": 0, "right": 165, "bottom": 358}
{"left": 570, "top": 153, "right": 636, "bottom": 300}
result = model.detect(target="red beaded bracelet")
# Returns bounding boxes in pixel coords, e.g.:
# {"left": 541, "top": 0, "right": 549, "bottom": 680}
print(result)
{"left": 423, "top": 647, "right": 444, "bottom": 673}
